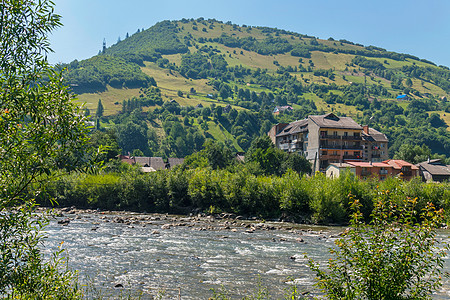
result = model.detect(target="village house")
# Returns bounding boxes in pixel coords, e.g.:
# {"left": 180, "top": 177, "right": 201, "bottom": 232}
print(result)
{"left": 273, "top": 105, "right": 293, "bottom": 115}
{"left": 396, "top": 94, "right": 410, "bottom": 101}
{"left": 268, "top": 113, "right": 389, "bottom": 172}
{"left": 119, "top": 155, "right": 183, "bottom": 172}
{"left": 416, "top": 159, "right": 450, "bottom": 182}
{"left": 384, "top": 159, "right": 419, "bottom": 180}
{"left": 326, "top": 159, "right": 418, "bottom": 181}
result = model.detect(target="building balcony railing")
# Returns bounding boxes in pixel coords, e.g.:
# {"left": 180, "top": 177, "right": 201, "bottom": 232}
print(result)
{"left": 379, "top": 170, "right": 388, "bottom": 175}
{"left": 342, "top": 135, "right": 362, "bottom": 140}
{"left": 279, "top": 143, "right": 289, "bottom": 150}
{"left": 361, "top": 171, "right": 372, "bottom": 176}
{"left": 320, "top": 134, "right": 341, "bottom": 139}
{"left": 342, "top": 145, "right": 363, "bottom": 150}
{"left": 320, "top": 145, "right": 341, "bottom": 149}
{"left": 343, "top": 155, "right": 363, "bottom": 160}
{"left": 372, "top": 154, "right": 381, "bottom": 158}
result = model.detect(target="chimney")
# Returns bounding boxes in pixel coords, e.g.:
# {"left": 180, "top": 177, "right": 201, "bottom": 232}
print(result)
{"left": 363, "top": 125, "right": 369, "bottom": 134}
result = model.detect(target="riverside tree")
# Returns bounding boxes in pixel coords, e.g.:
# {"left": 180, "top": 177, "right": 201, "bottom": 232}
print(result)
{"left": 308, "top": 193, "right": 448, "bottom": 299}
{"left": 0, "top": 0, "right": 89, "bottom": 297}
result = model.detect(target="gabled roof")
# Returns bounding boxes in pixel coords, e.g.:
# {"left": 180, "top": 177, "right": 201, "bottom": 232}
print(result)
{"left": 276, "top": 119, "right": 308, "bottom": 137}
{"left": 328, "top": 162, "right": 355, "bottom": 169}
{"left": 362, "top": 127, "right": 389, "bottom": 143}
{"left": 416, "top": 161, "right": 450, "bottom": 176}
{"left": 167, "top": 157, "right": 184, "bottom": 169}
{"left": 150, "top": 157, "right": 166, "bottom": 171}
{"left": 383, "top": 159, "right": 419, "bottom": 170}
{"left": 134, "top": 156, "right": 166, "bottom": 170}
{"left": 134, "top": 156, "right": 151, "bottom": 167}
{"left": 346, "top": 161, "right": 391, "bottom": 168}
{"left": 309, "top": 113, "right": 363, "bottom": 130}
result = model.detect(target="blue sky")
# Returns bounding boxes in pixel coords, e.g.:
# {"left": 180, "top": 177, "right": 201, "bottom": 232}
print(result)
{"left": 48, "top": 0, "right": 450, "bottom": 67}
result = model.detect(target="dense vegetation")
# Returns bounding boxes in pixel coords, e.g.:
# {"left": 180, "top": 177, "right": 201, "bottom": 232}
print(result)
{"left": 37, "top": 137, "right": 449, "bottom": 224}
{"left": 63, "top": 18, "right": 450, "bottom": 161}
{"left": 38, "top": 166, "right": 449, "bottom": 224}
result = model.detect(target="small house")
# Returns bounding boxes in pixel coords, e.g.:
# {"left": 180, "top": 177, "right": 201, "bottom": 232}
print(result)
{"left": 416, "top": 159, "right": 450, "bottom": 182}
{"left": 396, "top": 94, "right": 410, "bottom": 101}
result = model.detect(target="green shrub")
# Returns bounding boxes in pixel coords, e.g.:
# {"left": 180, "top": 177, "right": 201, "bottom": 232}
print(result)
{"left": 308, "top": 194, "right": 448, "bottom": 299}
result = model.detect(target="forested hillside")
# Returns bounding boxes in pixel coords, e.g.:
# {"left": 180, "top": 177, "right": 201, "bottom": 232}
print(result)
{"left": 61, "top": 18, "right": 450, "bottom": 160}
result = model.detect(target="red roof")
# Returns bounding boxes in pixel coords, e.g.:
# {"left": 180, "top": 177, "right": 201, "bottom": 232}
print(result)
{"left": 346, "top": 162, "right": 391, "bottom": 168}
{"left": 383, "top": 159, "right": 419, "bottom": 170}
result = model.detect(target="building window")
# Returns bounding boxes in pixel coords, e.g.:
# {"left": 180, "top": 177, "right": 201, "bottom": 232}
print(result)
{"left": 322, "top": 151, "right": 328, "bottom": 155}
{"left": 344, "top": 132, "right": 348, "bottom": 137}
{"left": 333, "top": 131, "right": 338, "bottom": 136}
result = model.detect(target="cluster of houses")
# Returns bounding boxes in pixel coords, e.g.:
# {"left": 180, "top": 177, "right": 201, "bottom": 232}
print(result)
{"left": 117, "top": 113, "right": 449, "bottom": 182}
{"left": 119, "top": 155, "right": 184, "bottom": 172}
{"left": 269, "top": 113, "right": 450, "bottom": 182}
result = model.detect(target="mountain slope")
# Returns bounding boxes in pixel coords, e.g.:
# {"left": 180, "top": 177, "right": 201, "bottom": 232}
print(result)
{"left": 62, "top": 18, "right": 450, "bottom": 159}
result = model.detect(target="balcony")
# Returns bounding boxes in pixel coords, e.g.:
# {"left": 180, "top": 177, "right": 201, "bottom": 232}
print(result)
{"left": 290, "top": 143, "right": 303, "bottom": 150}
{"left": 343, "top": 155, "right": 363, "bottom": 160}
{"left": 342, "top": 135, "right": 362, "bottom": 140}
{"left": 361, "top": 170, "right": 372, "bottom": 176}
{"left": 372, "top": 154, "right": 381, "bottom": 158}
{"left": 279, "top": 143, "right": 289, "bottom": 150}
{"left": 320, "top": 144, "right": 341, "bottom": 149}
{"left": 342, "top": 145, "right": 363, "bottom": 150}
{"left": 379, "top": 170, "right": 388, "bottom": 175}
{"left": 320, "top": 134, "right": 341, "bottom": 140}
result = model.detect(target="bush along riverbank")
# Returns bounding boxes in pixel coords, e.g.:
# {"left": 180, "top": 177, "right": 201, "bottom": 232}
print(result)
{"left": 35, "top": 167, "right": 450, "bottom": 225}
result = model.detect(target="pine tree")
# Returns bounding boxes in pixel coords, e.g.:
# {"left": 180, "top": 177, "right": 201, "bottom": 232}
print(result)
{"left": 96, "top": 99, "right": 104, "bottom": 118}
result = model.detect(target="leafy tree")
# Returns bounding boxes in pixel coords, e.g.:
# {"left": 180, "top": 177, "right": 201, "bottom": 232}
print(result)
{"left": 117, "top": 121, "right": 150, "bottom": 155}
{"left": 246, "top": 136, "right": 311, "bottom": 175}
{"left": 281, "top": 153, "right": 312, "bottom": 175}
{"left": 405, "top": 77, "right": 413, "bottom": 88}
{"left": 394, "top": 144, "right": 432, "bottom": 164}
{"left": 0, "top": 0, "right": 88, "bottom": 297}
{"left": 309, "top": 195, "right": 448, "bottom": 299}
{"left": 203, "top": 141, "right": 233, "bottom": 169}
{"left": 220, "top": 85, "right": 230, "bottom": 100}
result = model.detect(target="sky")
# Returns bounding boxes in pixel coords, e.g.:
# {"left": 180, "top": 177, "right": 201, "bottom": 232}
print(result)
{"left": 48, "top": 0, "right": 450, "bottom": 67}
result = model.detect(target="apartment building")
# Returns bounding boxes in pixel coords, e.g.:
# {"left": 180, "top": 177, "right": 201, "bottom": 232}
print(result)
{"left": 268, "top": 113, "right": 389, "bottom": 171}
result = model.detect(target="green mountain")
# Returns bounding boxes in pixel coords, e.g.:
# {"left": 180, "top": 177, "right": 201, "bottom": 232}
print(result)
{"left": 62, "top": 18, "right": 450, "bottom": 159}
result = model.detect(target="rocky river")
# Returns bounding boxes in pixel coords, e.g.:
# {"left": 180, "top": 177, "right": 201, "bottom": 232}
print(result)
{"left": 41, "top": 208, "right": 450, "bottom": 299}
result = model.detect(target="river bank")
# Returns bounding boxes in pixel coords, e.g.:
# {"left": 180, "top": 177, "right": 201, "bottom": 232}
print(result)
{"left": 40, "top": 206, "right": 344, "bottom": 239}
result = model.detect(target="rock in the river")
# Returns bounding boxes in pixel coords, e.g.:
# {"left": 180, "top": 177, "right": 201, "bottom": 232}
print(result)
{"left": 161, "top": 224, "right": 171, "bottom": 230}
{"left": 57, "top": 218, "right": 70, "bottom": 225}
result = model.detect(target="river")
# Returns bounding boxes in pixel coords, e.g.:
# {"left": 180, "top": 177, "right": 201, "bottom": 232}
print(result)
{"left": 42, "top": 209, "right": 450, "bottom": 299}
